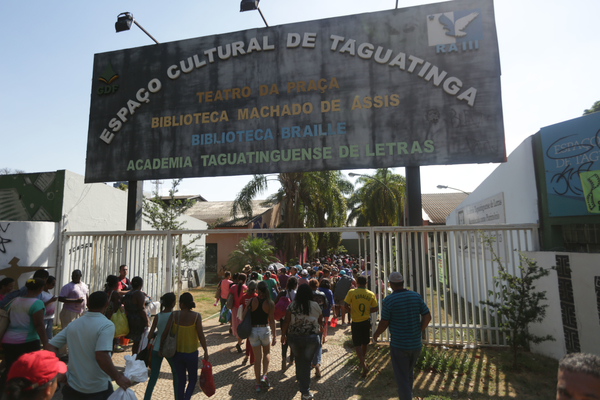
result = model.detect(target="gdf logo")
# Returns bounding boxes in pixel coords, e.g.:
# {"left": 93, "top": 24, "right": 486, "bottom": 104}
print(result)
{"left": 97, "top": 62, "right": 119, "bottom": 96}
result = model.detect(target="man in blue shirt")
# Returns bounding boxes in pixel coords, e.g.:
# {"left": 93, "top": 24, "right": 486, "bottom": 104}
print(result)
{"left": 373, "top": 272, "right": 431, "bottom": 400}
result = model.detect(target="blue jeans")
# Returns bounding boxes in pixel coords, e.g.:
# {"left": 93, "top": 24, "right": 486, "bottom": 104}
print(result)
{"left": 288, "top": 334, "right": 320, "bottom": 395}
{"left": 390, "top": 346, "right": 422, "bottom": 400}
{"left": 173, "top": 350, "right": 198, "bottom": 400}
{"left": 144, "top": 350, "right": 178, "bottom": 400}
{"left": 44, "top": 319, "right": 53, "bottom": 340}
{"left": 311, "top": 331, "right": 323, "bottom": 366}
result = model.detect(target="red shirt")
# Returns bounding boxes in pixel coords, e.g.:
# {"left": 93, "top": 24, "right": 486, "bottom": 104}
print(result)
{"left": 241, "top": 292, "right": 258, "bottom": 310}
{"left": 230, "top": 284, "right": 248, "bottom": 308}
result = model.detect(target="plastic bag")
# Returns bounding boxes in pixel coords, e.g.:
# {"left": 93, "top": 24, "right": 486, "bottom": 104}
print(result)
{"left": 198, "top": 359, "right": 215, "bottom": 397}
{"left": 111, "top": 309, "right": 129, "bottom": 338}
{"left": 138, "top": 328, "right": 149, "bottom": 351}
{"left": 124, "top": 354, "right": 149, "bottom": 383}
{"left": 218, "top": 306, "right": 230, "bottom": 324}
{"left": 236, "top": 305, "right": 243, "bottom": 321}
{"left": 330, "top": 316, "right": 338, "bottom": 327}
{"left": 107, "top": 388, "right": 137, "bottom": 400}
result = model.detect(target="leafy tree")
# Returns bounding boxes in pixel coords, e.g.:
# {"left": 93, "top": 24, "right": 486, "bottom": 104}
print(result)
{"left": 347, "top": 168, "right": 406, "bottom": 226}
{"left": 0, "top": 168, "right": 25, "bottom": 175}
{"left": 480, "top": 235, "right": 555, "bottom": 369}
{"left": 227, "top": 235, "right": 277, "bottom": 271}
{"left": 583, "top": 100, "right": 600, "bottom": 115}
{"left": 143, "top": 179, "right": 201, "bottom": 262}
{"left": 232, "top": 171, "right": 352, "bottom": 261}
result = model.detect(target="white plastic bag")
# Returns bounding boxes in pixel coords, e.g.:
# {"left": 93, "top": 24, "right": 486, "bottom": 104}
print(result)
{"left": 138, "top": 328, "right": 149, "bottom": 352}
{"left": 107, "top": 387, "right": 137, "bottom": 400}
{"left": 124, "top": 354, "right": 149, "bottom": 383}
{"left": 147, "top": 301, "right": 160, "bottom": 316}
{"left": 237, "top": 305, "right": 244, "bottom": 321}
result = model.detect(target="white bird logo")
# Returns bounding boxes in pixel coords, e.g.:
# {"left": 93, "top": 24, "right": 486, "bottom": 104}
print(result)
{"left": 438, "top": 12, "right": 479, "bottom": 38}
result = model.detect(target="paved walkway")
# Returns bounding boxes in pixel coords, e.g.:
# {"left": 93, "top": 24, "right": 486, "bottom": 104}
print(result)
{"left": 53, "top": 315, "right": 363, "bottom": 399}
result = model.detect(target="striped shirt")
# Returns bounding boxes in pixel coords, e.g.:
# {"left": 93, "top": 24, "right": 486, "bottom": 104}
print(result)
{"left": 381, "top": 289, "right": 430, "bottom": 350}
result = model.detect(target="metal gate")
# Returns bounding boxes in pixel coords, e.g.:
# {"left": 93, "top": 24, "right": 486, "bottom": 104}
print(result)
{"left": 60, "top": 224, "right": 538, "bottom": 346}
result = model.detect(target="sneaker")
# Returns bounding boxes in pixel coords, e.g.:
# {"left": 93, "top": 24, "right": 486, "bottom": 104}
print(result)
{"left": 114, "top": 345, "right": 125, "bottom": 353}
{"left": 302, "top": 392, "right": 314, "bottom": 399}
{"left": 255, "top": 384, "right": 261, "bottom": 392}
{"left": 261, "top": 374, "right": 270, "bottom": 387}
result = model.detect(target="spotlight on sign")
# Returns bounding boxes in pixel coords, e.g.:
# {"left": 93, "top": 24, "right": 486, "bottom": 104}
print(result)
{"left": 240, "top": 0, "right": 259, "bottom": 12}
{"left": 115, "top": 12, "right": 134, "bottom": 32}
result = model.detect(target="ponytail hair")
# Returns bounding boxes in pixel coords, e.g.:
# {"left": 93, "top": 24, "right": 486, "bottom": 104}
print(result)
{"left": 160, "top": 292, "right": 176, "bottom": 312}
{"left": 6, "top": 377, "right": 51, "bottom": 400}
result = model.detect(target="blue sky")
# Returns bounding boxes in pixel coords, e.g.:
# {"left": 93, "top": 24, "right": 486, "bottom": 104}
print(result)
{"left": 1, "top": 0, "right": 598, "bottom": 200}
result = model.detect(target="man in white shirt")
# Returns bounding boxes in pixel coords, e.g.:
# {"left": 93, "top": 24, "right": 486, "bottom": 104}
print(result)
{"left": 45, "top": 291, "right": 130, "bottom": 400}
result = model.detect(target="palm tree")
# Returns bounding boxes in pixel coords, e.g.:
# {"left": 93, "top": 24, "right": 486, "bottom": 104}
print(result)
{"left": 347, "top": 168, "right": 406, "bottom": 226}
{"left": 232, "top": 171, "right": 352, "bottom": 261}
{"left": 227, "top": 235, "right": 277, "bottom": 271}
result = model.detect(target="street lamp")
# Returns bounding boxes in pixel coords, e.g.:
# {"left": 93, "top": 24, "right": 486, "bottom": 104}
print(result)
{"left": 349, "top": 172, "right": 401, "bottom": 227}
{"left": 115, "top": 12, "right": 160, "bottom": 44}
{"left": 437, "top": 185, "right": 469, "bottom": 195}
{"left": 240, "top": 0, "right": 269, "bottom": 27}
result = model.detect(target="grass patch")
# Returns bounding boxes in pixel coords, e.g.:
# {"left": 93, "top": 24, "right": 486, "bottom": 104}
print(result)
{"left": 188, "top": 285, "right": 221, "bottom": 320}
{"left": 353, "top": 344, "right": 558, "bottom": 399}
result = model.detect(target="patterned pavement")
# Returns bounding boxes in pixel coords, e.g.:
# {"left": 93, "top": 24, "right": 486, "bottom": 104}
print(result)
{"left": 52, "top": 315, "right": 364, "bottom": 399}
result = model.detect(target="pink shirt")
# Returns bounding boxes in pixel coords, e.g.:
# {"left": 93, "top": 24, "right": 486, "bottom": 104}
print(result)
{"left": 220, "top": 279, "right": 233, "bottom": 300}
{"left": 59, "top": 281, "right": 89, "bottom": 314}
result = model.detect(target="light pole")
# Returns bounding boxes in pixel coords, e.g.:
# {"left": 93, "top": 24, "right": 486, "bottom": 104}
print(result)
{"left": 437, "top": 185, "right": 470, "bottom": 195}
{"left": 349, "top": 172, "right": 401, "bottom": 227}
{"left": 115, "top": 12, "right": 160, "bottom": 230}
{"left": 115, "top": 13, "right": 160, "bottom": 44}
{"left": 240, "top": 0, "right": 269, "bottom": 27}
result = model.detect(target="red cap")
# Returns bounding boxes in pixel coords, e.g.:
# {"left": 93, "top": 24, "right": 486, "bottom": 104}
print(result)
{"left": 8, "top": 350, "right": 67, "bottom": 389}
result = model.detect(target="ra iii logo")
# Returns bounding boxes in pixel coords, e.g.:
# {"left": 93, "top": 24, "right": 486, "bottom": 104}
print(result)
{"left": 427, "top": 8, "right": 483, "bottom": 54}
{"left": 97, "top": 62, "right": 119, "bottom": 96}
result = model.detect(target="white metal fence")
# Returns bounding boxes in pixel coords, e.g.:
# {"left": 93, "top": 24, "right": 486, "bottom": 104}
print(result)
{"left": 60, "top": 224, "right": 538, "bottom": 346}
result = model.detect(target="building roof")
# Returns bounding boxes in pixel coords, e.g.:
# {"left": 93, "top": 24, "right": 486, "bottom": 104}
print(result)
{"left": 185, "top": 200, "right": 272, "bottom": 227}
{"left": 421, "top": 193, "right": 469, "bottom": 224}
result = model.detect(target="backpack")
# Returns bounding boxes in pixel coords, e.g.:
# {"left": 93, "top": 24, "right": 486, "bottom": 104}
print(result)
{"left": 313, "top": 290, "right": 329, "bottom": 311}
{"left": 333, "top": 275, "right": 353, "bottom": 299}
{"left": 274, "top": 291, "right": 291, "bottom": 320}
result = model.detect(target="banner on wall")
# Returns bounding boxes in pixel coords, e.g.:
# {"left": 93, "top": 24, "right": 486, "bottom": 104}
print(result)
{"left": 541, "top": 112, "right": 600, "bottom": 217}
{"left": 85, "top": 0, "right": 505, "bottom": 183}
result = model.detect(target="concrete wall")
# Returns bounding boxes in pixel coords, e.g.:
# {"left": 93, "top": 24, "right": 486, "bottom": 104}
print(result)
{"left": 0, "top": 221, "right": 58, "bottom": 288}
{"left": 525, "top": 251, "right": 600, "bottom": 360}
{"left": 62, "top": 170, "right": 128, "bottom": 231}
{"left": 446, "top": 136, "right": 539, "bottom": 225}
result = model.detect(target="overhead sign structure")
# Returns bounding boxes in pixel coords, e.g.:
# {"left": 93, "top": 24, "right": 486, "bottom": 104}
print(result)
{"left": 85, "top": 0, "right": 505, "bottom": 183}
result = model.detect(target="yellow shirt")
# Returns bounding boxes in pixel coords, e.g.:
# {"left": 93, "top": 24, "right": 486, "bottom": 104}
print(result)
{"left": 171, "top": 314, "right": 199, "bottom": 353}
{"left": 344, "top": 288, "right": 378, "bottom": 323}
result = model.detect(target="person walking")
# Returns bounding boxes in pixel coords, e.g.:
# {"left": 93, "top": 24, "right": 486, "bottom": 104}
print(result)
{"left": 143, "top": 292, "right": 178, "bottom": 400}
{"left": 122, "top": 277, "right": 150, "bottom": 355}
{"left": 230, "top": 273, "right": 248, "bottom": 353}
{"left": 333, "top": 270, "right": 356, "bottom": 326}
{"left": 41, "top": 276, "right": 57, "bottom": 341}
{"left": 281, "top": 284, "right": 323, "bottom": 400}
{"left": 275, "top": 276, "right": 297, "bottom": 370}
{"left": 0, "top": 270, "right": 48, "bottom": 308}
{"left": 160, "top": 292, "right": 209, "bottom": 400}
{"left": 308, "top": 279, "right": 329, "bottom": 378}
{"left": 318, "top": 278, "right": 334, "bottom": 343}
{"left": 45, "top": 291, "right": 131, "bottom": 400}
{"left": 242, "top": 281, "right": 276, "bottom": 392}
{"left": 216, "top": 271, "right": 233, "bottom": 312}
{"left": 240, "top": 280, "right": 258, "bottom": 366}
{"left": 0, "top": 278, "right": 48, "bottom": 392}
{"left": 58, "top": 270, "right": 89, "bottom": 335}
{"left": 373, "top": 272, "right": 431, "bottom": 399}
{"left": 344, "top": 275, "right": 378, "bottom": 378}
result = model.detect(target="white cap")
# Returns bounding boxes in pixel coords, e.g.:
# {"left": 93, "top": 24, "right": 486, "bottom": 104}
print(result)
{"left": 389, "top": 271, "right": 404, "bottom": 283}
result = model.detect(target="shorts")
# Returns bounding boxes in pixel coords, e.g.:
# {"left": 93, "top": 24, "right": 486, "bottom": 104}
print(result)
{"left": 249, "top": 326, "right": 271, "bottom": 347}
{"left": 351, "top": 319, "right": 371, "bottom": 347}
{"left": 333, "top": 297, "right": 346, "bottom": 307}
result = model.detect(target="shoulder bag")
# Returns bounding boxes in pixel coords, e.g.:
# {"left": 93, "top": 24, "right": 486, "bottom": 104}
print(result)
{"left": 225, "top": 292, "right": 234, "bottom": 310}
{"left": 215, "top": 280, "right": 222, "bottom": 299}
{"left": 236, "top": 303, "right": 252, "bottom": 339}
{"left": 161, "top": 311, "right": 180, "bottom": 358}
{"left": 0, "top": 299, "right": 16, "bottom": 341}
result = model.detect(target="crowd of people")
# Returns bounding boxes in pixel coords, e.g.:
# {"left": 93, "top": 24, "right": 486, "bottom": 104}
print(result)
{"left": 0, "top": 255, "right": 598, "bottom": 400}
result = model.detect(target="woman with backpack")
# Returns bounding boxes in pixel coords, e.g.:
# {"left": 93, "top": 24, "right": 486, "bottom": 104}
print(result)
{"left": 274, "top": 276, "right": 297, "bottom": 370}
{"left": 240, "top": 280, "right": 258, "bottom": 366}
